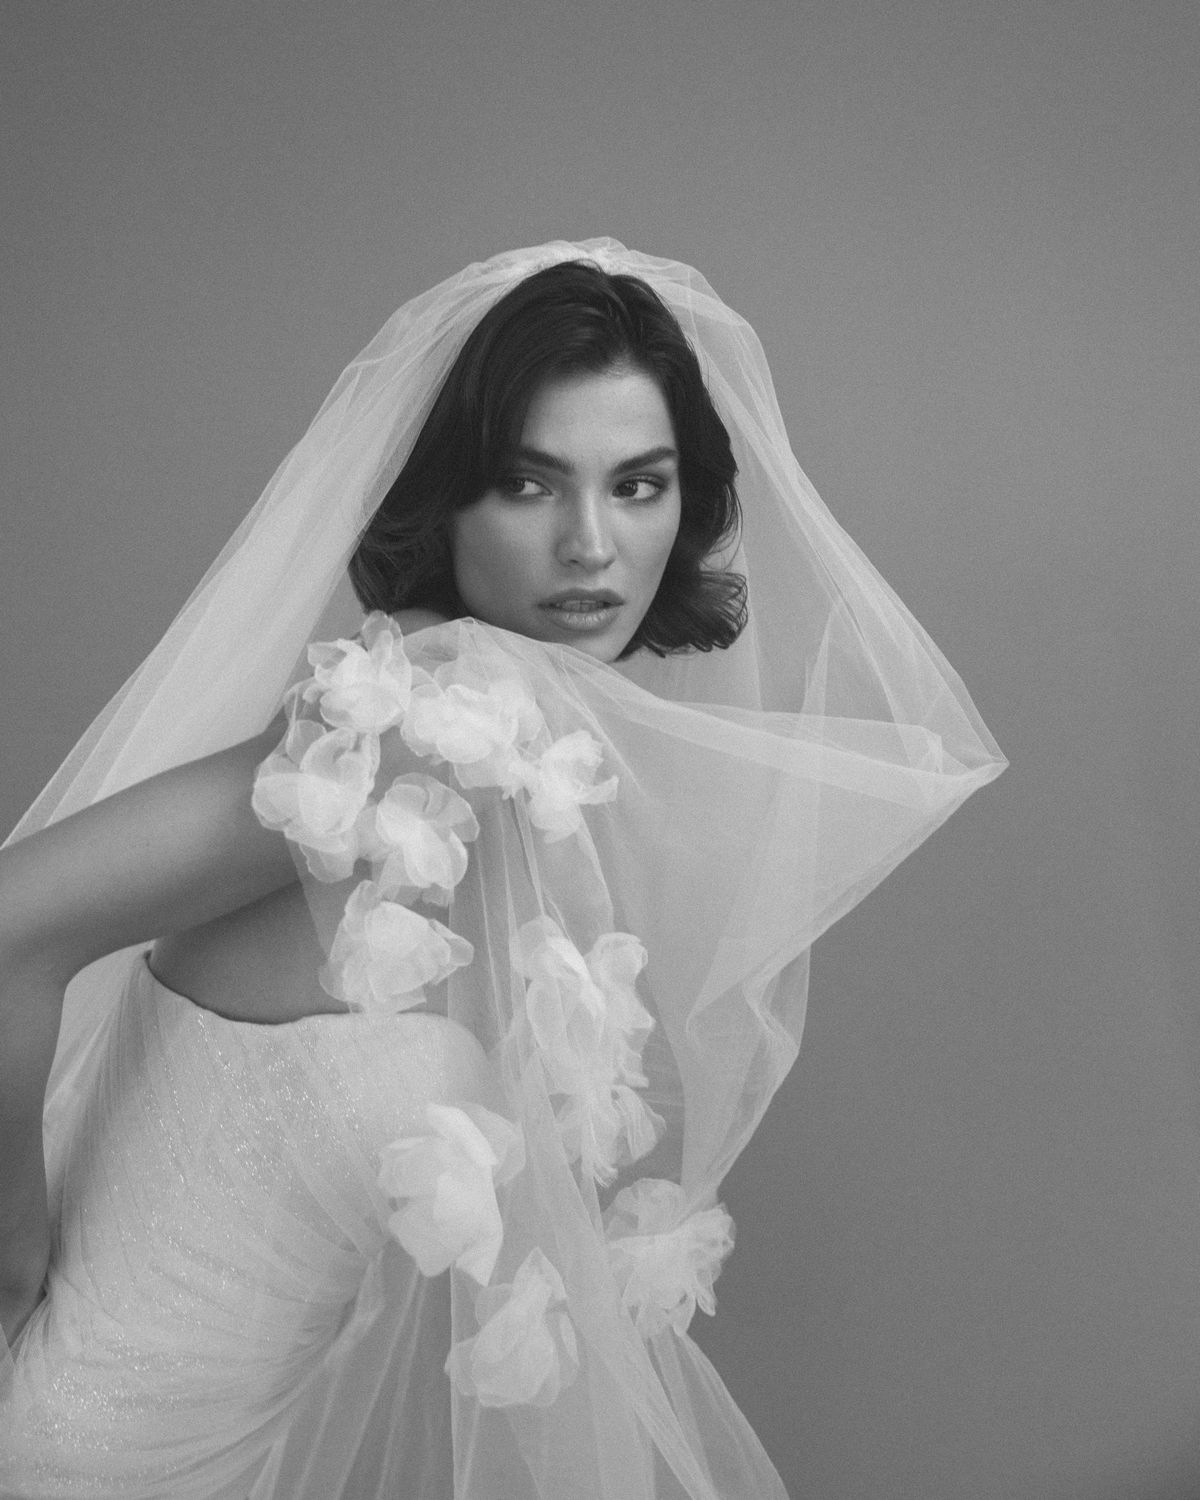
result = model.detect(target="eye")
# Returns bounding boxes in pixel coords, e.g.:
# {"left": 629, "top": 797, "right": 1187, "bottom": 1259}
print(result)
{"left": 494, "top": 474, "right": 549, "bottom": 500}
{"left": 613, "top": 475, "right": 668, "bottom": 502}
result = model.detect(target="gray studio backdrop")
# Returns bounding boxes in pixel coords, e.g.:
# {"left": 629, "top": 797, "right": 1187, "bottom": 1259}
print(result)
{"left": 4, "top": 3, "right": 1198, "bottom": 1496}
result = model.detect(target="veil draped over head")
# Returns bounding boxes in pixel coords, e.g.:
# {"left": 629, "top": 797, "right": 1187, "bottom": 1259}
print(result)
{"left": 4, "top": 241, "right": 1004, "bottom": 1497}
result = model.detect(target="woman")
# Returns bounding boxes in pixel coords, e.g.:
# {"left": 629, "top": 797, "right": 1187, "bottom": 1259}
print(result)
{"left": 0, "top": 241, "right": 1004, "bottom": 1497}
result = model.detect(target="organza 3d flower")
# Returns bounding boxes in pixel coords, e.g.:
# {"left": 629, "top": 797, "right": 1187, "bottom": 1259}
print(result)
{"left": 402, "top": 654, "right": 544, "bottom": 795}
{"left": 301, "top": 611, "right": 415, "bottom": 735}
{"left": 251, "top": 719, "right": 379, "bottom": 882}
{"left": 584, "top": 931, "right": 657, "bottom": 1057}
{"left": 378, "top": 1103, "right": 524, "bottom": 1286}
{"left": 361, "top": 774, "right": 480, "bottom": 905}
{"left": 445, "top": 1247, "right": 579, "bottom": 1408}
{"left": 604, "top": 1179, "right": 735, "bottom": 1338}
{"left": 320, "top": 880, "right": 473, "bottom": 1014}
{"left": 515, "top": 918, "right": 660, "bottom": 1183}
{"left": 522, "top": 729, "right": 618, "bottom": 841}
{"left": 555, "top": 1080, "right": 660, "bottom": 1187}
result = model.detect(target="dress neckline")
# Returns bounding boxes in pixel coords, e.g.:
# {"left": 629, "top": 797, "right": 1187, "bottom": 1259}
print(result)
{"left": 139, "top": 952, "right": 375, "bottom": 1032}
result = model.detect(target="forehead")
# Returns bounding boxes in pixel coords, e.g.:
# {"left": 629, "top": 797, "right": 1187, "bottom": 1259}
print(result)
{"left": 519, "top": 366, "right": 675, "bottom": 454}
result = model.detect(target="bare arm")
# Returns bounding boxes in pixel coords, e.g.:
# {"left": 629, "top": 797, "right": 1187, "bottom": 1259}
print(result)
{"left": 0, "top": 721, "right": 295, "bottom": 1342}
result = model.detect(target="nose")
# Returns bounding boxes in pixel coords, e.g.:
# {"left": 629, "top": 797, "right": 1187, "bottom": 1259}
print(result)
{"left": 557, "top": 493, "right": 616, "bottom": 570}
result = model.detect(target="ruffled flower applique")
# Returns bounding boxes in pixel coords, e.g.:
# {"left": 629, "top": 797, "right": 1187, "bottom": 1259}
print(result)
{"left": 360, "top": 773, "right": 480, "bottom": 905}
{"left": 254, "top": 615, "right": 628, "bottom": 1033}
{"left": 378, "top": 1103, "right": 524, "bottom": 1285}
{"left": 250, "top": 614, "right": 692, "bottom": 1408}
{"left": 515, "top": 917, "right": 661, "bottom": 1184}
{"left": 446, "top": 1247, "right": 579, "bottom": 1408}
{"left": 320, "top": 881, "right": 473, "bottom": 1015}
{"left": 397, "top": 628, "right": 616, "bottom": 836}
{"left": 251, "top": 718, "right": 379, "bottom": 882}
{"left": 603, "top": 1179, "right": 735, "bottom": 1338}
{"left": 523, "top": 729, "right": 618, "bottom": 841}
{"left": 300, "top": 612, "right": 417, "bottom": 734}
{"left": 402, "top": 649, "right": 544, "bottom": 795}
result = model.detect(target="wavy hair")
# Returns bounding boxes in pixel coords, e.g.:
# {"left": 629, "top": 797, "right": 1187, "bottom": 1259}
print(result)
{"left": 350, "top": 260, "right": 746, "bottom": 657}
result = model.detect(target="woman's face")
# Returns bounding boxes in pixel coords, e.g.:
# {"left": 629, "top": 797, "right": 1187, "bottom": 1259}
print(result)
{"left": 452, "top": 364, "right": 682, "bottom": 663}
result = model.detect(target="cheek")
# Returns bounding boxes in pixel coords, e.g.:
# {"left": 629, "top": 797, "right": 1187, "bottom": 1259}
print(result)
{"left": 453, "top": 510, "right": 536, "bottom": 609}
{"left": 451, "top": 515, "right": 488, "bottom": 605}
{"left": 644, "top": 502, "right": 682, "bottom": 576}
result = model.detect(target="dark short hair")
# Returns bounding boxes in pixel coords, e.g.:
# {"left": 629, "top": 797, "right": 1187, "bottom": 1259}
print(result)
{"left": 350, "top": 260, "right": 746, "bottom": 658}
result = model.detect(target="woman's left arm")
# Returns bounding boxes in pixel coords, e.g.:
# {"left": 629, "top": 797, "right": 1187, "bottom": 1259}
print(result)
{"left": 0, "top": 722, "right": 297, "bottom": 1342}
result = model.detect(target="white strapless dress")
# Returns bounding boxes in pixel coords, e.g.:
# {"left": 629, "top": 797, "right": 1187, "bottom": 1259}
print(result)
{"left": 0, "top": 956, "right": 493, "bottom": 1498}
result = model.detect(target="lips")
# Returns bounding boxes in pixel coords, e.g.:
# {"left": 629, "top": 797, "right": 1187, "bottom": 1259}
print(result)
{"left": 538, "top": 590, "right": 624, "bottom": 634}
{"left": 541, "top": 589, "right": 623, "bottom": 609}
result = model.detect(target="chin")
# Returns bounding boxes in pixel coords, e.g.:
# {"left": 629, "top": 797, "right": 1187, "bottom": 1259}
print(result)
{"left": 548, "top": 634, "right": 624, "bottom": 664}
{"left": 583, "top": 642, "right": 626, "bottom": 664}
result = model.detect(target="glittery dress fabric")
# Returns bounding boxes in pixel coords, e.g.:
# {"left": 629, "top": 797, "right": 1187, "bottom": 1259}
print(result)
{"left": 0, "top": 957, "right": 490, "bottom": 1497}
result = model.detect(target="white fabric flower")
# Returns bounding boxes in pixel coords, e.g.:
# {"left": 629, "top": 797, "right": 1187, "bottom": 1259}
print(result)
{"left": 515, "top": 918, "right": 660, "bottom": 1183}
{"left": 585, "top": 930, "right": 657, "bottom": 1053}
{"left": 303, "top": 612, "right": 414, "bottom": 734}
{"left": 402, "top": 654, "right": 544, "bottom": 794}
{"left": 604, "top": 1179, "right": 735, "bottom": 1338}
{"left": 445, "top": 1247, "right": 579, "bottom": 1408}
{"left": 320, "top": 880, "right": 473, "bottom": 1014}
{"left": 361, "top": 774, "right": 480, "bottom": 904}
{"left": 251, "top": 719, "right": 379, "bottom": 882}
{"left": 523, "top": 729, "right": 618, "bottom": 841}
{"left": 378, "top": 1104, "right": 524, "bottom": 1286}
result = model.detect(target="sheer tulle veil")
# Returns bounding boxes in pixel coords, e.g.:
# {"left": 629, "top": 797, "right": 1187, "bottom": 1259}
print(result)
{"left": 3, "top": 240, "right": 1004, "bottom": 1496}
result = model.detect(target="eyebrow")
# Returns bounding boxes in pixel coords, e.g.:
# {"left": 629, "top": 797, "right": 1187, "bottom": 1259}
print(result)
{"left": 509, "top": 444, "right": 679, "bottom": 476}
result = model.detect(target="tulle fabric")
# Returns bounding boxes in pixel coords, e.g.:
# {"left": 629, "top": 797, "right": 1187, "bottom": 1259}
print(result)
{"left": 0, "top": 240, "right": 1004, "bottom": 1497}
{"left": 261, "top": 614, "right": 994, "bottom": 1499}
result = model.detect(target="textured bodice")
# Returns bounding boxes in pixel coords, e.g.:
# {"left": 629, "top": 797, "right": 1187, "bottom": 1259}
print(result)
{"left": 2, "top": 956, "right": 492, "bottom": 1497}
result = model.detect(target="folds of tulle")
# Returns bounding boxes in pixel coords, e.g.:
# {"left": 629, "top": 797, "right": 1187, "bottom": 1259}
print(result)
{"left": 3, "top": 612, "right": 999, "bottom": 1497}
{"left": 270, "top": 616, "right": 996, "bottom": 1498}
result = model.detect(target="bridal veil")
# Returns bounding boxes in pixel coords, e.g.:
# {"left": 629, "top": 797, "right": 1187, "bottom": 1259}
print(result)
{"left": 3, "top": 240, "right": 1004, "bottom": 1497}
